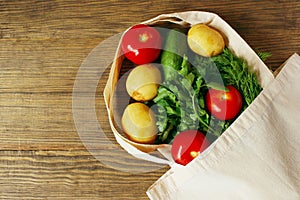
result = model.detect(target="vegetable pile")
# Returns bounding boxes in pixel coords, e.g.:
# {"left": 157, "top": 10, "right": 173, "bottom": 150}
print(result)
{"left": 119, "top": 23, "right": 269, "bottom": 165}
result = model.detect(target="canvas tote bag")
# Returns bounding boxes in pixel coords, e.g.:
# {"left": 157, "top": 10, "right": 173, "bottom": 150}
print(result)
{"left": 147, "top": 53, "right": 300, "bottom": 200}
{"left": 104, "top": 11, "right": 274, "bottom": 164}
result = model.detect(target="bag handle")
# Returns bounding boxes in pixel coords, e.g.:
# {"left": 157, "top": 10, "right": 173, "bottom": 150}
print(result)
{"left": 142, "top": 11, "right": 217, "bottom": 26}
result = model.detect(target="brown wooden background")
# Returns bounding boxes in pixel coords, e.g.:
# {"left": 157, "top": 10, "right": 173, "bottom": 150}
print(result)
{"left": 0, "top": 0, "right": 299, "bottom": 199}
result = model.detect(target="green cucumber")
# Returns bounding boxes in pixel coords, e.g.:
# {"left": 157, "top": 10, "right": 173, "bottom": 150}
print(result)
{"left": 161, "top": 29, "right": 187, "bottom": 80}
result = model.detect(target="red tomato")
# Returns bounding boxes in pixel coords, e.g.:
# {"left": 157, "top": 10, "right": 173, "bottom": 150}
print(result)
{"left": 121, "top": 24, "right": 162, "bottom": 65}
{"left": 171, "top": 130, "right": 210, "bottom": 166}
{"left": 205, "top": 85, "right": 243, "bottom": 120}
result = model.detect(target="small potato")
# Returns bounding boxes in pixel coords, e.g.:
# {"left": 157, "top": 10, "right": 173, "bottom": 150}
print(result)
{"left": 126, "top": 64, "right": 161, "bottom": 101}
{"left": 188, "top": 24, "right": 225, "bottom": 57}
{"left": 121, "top": 103, "right": 158, "bottom": 144}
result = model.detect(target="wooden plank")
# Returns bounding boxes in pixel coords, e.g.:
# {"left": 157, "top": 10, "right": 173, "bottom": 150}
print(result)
{"left": 0, "top": 150, "right": 167, "bottom": 199}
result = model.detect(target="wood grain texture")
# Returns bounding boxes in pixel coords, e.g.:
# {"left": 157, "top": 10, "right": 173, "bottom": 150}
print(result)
{"left": 0, "top": 0, "right": 299, "bottom": 199}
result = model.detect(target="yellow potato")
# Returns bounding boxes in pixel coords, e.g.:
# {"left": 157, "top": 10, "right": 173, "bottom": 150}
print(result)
{"left": 121, "top": 102, "right": 158, "bottom": 144}
{"left": 126, "top": 64, "right": 161, "bottom": 101}
{"left": 188, "top": 24, "right": 225, "bottom": 57}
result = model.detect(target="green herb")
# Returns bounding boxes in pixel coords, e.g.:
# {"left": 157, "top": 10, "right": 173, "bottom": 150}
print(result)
{"left": 257, "top": 51, "right": 272, "bottom": 62}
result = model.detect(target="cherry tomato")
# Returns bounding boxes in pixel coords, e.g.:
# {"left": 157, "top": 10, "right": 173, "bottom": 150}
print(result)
{"left": 205, "top": 85, "right": 243, "bottom": 120}
{"left": 121, "top": 24, "right": 162, "bottom": 65}
{"left": 171, "top": 130, "right": 210, "bottom": 166}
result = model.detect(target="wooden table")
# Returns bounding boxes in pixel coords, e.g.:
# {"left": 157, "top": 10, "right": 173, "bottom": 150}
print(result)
{"left": 0, "top": 0, "right": 299, "bottom": 199}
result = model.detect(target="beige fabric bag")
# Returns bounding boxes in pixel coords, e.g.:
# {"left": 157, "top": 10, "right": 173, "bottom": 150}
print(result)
{"left": 104, "top": 11, "right": 274, "bottom": 164}
{"left": 147, "top": 53, "right": 300, "bottom": 200}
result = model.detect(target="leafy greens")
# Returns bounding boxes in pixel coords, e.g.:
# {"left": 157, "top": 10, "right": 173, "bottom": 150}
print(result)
{"left": 151, "top": 48, "right": 269, "bottom": 144}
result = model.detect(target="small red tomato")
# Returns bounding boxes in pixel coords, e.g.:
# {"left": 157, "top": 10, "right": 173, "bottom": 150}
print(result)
{"left": 171, "top": 130, "right": 210, "bottom": 166}
{"left": 205, "top": 85, "right": 243, "bottom": 120}
{"left": 121, "top": 24, "right": 162, "bottom": 65}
